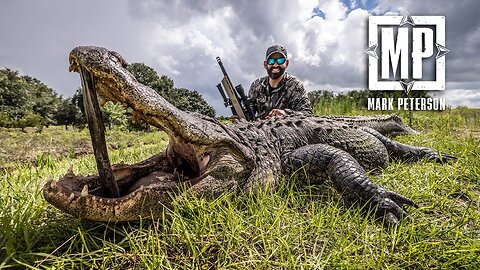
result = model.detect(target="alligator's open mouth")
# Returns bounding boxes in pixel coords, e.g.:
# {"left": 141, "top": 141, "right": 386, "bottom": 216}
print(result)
{"left": 43, "top": 153, "right": 184, "bottom": 221}
{"left": 43, "top": 46, "right": 246, "bottom": 221}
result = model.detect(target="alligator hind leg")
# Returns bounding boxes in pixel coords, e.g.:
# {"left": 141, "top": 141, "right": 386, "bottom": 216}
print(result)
{"left": 360, "top": 127, "right": 457, "bottom": 163}
{"left": 286, "top": 144, "right": 417, "bottom": 224}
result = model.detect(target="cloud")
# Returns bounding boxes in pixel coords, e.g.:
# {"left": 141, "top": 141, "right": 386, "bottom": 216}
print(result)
{"left": 438, "top": 90, "right": 480, "bottom": 108}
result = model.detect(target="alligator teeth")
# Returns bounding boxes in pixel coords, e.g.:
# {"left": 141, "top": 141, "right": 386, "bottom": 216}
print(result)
{"left": 199, "top": 153, "right": 210, "bottom": 170}
{"left": 132, "top": 111, "right": 142, "bottom": 123}
{"left": 99, "top": 96, "right": 106, "bottom": 107}
{"left": 46, "top": 175, "right": 57, "bottom": 189}
{"left": 68, "top": 192, "right": 75, "bottom": 203}
{"left": 66, "top": 165, "right": 75, "bottom": 176}
{"left": 68, "top": 62, "right": 78, "bottom": 72}
{"left": 50, "top": 179, "right": 57, "bottom": 189}
{"left": 81, "top": 185, "right": 89, "bottom": 197}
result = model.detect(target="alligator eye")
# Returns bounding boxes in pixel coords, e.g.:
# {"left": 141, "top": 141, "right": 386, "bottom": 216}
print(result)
{"left": 110, "top": 51, "right": 128, "bottom": 68}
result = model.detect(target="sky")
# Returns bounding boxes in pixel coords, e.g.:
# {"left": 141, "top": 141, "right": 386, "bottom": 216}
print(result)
{"left": 1, "top": 0, "right": 479, "bottom": 116}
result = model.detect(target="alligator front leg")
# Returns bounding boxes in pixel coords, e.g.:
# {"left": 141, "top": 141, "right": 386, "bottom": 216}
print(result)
{"left": 286, "top": 144, "right": 418, "bottom": 224}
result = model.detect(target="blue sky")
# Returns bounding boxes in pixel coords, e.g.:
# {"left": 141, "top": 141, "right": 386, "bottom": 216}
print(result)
{"left": 341, "top": 0, "right": 379, "bottom": 13}
{"left": 315, "top": 0, "right": 391, "bottom": 19}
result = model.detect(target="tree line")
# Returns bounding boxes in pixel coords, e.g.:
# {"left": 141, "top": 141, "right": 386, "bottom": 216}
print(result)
{"left": 0, "top": 63, "right": 215, "bottom": 131}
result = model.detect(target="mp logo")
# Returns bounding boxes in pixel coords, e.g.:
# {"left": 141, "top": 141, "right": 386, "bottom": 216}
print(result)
{"left": 365, "top": 12, "right": 450, "bottom": 94}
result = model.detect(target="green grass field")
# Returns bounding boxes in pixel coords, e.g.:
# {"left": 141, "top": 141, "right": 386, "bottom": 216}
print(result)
{"left": 1, "top": 108, "right": 479, "bottom": 269}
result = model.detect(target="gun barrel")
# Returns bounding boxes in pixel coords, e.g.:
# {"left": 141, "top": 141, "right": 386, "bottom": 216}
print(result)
{"left": 216, "top": 57, "right": 228, "bottom": 77}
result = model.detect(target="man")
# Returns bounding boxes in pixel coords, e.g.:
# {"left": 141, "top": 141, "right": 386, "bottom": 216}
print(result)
{"left": 248, "top": 44, "right": 313, "bottom": 120}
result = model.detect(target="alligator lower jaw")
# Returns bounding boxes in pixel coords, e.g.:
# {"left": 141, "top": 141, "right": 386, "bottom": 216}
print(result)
{"left": 42, "top": 154, "right": 189, "bottom": 221}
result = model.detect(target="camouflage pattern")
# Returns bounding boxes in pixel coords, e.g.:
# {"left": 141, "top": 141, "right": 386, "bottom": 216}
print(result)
{"left": 248, "top": 73, "right": 313, "bottom": 120}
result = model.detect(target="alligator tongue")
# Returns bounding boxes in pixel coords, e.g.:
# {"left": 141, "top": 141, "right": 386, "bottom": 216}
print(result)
{"left": 79, "top": 67, "right": 120, "bottom": 198}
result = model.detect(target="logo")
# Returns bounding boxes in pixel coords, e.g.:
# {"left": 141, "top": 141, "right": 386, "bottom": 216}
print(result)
{"left": 365, "top": 12, "right": 450, "bottom": 95}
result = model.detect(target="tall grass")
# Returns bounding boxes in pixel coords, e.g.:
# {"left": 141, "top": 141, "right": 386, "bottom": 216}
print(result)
{"left": 1, "top": 109, "right": 479, "bottom": 269}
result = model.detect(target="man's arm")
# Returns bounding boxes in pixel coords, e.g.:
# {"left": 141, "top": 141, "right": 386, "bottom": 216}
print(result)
{"left": 285, "top": 80, "right": 313, "bottom": 115}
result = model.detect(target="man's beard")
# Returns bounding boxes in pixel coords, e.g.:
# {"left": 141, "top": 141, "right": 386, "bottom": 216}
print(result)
{"left": 267, "top": 66, "right": 285, "bottom": 80}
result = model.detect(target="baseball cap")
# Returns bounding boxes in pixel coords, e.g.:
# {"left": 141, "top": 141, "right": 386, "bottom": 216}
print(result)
{"left": 265, "top": 44, "right": 288, "bottom": 59}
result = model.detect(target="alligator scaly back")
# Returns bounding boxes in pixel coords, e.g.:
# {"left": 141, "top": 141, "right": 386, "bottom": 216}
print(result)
{"left": 322, "top": 114, "right": 418, "bottom": 136}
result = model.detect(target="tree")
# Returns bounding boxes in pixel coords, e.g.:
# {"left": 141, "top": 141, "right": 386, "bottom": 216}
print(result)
{"left": 126, "top": 62, "right": 216, "bottom": 119}
{"left": 0, "top": 68, "right": 29, "bottom": 119}
{"left": 169, "top": 88, "right": 215, "bottom": 117}
{"left": 17, "top": 112, "right": 43, "bottom": 132}
{"left": 71, "top": 87, "right": 144, "bottom": 130}
{"left": 308, "top": 90, "right": 335, "bottom": 105}
{"left": 70, "top": 88, "right": 87, "bottom": 127}
{"left": 0, "top": 68, "right": 63, "bottom": 128}
{"left": 54, "top": 98, "right": 84, "bottom": 129}
{"left": 101, "top": 101, "right": 128, "bottom": 129}
{"left": 24, "top": 75, "right": 62, "bottom": 127}
{"left": 0, "top": 112, "right": 12, "bottom": 127}
{"left": 127, "top": 63, "right": 163, "bottom": 89}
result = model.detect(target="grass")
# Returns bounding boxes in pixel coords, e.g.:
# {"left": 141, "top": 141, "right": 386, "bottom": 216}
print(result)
{"left": 1, "top": 109, "right": 480, "bottom": 269}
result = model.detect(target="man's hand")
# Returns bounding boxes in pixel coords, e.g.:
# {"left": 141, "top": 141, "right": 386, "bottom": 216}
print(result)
{"left": 266, "top": 109, "right": 286, "bottom": 118}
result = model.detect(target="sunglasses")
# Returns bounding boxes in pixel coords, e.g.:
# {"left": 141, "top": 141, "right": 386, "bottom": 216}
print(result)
{"left": 266, "top": 57, "right": 286, "bottom": 65}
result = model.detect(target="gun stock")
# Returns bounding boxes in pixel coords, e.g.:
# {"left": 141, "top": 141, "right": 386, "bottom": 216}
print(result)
{"left": 221, "top": 77, "right": 246, "bottom": 119}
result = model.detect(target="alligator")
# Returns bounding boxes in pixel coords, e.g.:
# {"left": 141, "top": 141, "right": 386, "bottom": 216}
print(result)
{"left": 42, "top": 46, "right": 456, "bottom": 224}
{"left": 320, "top": 114, "right": 418, "bottom": 137}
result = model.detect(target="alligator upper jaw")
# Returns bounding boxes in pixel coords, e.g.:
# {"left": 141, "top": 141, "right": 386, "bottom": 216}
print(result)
{"left": 69, "top": 46, "right": 218, "bottom": 143}
{"left": 69, "top": 46, "right": 187, "bottom": 137}
{"left": 68, "top": 46, "right": 252, "bottom": 159}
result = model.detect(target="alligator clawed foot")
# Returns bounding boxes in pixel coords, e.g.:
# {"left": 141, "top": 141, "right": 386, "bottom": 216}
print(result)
{"left": 420, "top": 148, "right": 458, "bottom": 163}
{"left": 437, "top": 152, "right": 458, "bottom": 163}
{"left": 371, "top": 190, "right": 418, "bottom": 225}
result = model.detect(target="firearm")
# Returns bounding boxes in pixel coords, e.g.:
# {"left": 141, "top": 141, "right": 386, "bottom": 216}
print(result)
{"left": 216, "top": 57, "right": 255, "bottom": 121}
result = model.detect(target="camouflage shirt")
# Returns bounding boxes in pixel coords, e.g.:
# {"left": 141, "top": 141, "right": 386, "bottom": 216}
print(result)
{"left": 248, "top": 73, "right": 313, "bottom": 120}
